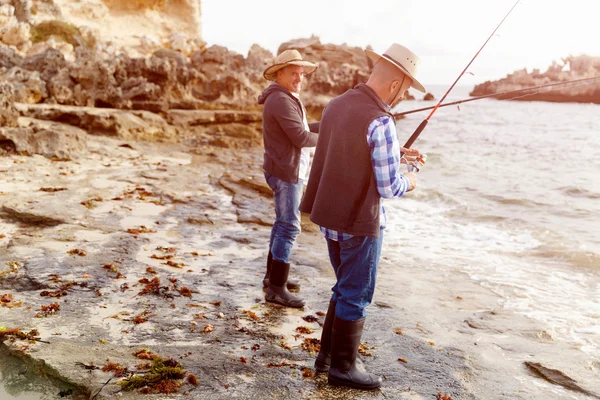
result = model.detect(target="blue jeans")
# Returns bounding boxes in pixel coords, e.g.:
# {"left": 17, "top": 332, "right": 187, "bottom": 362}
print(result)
{"left": 265, "top": 172, "right": 304, "bottom": 263}
{"left": 325, "top": 229, "right": 383, "bottom": 321}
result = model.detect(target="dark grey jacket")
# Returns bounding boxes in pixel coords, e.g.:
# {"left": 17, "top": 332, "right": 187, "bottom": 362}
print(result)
{"left": 258, "top": 83, "right": 320, "bottom": 183}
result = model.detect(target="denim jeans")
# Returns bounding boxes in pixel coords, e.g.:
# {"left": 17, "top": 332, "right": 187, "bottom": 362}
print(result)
{"left": 325, "top": 229, "right": 383, "bottom": 321}
{"left": 264, "top": 172, "right": 304, "bottom": 263}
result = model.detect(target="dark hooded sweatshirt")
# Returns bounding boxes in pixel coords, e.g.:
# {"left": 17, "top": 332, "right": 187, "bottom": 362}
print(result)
{"left": 258, "top": 83, "right": 320, "bottom": 183}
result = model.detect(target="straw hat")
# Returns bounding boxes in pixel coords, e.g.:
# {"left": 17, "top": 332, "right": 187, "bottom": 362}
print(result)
{"left": 263, "top": 49, "right": 317, "bottom": 81}
{"left": 365, "top": 43, "right": 426, "bottom": 93}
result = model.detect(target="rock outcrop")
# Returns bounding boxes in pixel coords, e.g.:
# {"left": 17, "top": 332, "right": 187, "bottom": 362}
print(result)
{"left": 470, "top": 55, "right": 600, "bottom": 104}
{"left": 1, "top": 34, "right": 378, "bottom": 115}
{"left": 0, "top": 118, "right": 87, "bottom": 158}
{"left": 28, "top": 0, "right": 203, "bottom": 56}
{"left": 279, "top": 36, "right": 371, "bottom": 116}
{"left": 1, "top": 3, "right": 386, "bottom": 153}
{"left": 0, "top": 82, "right": 19, "bottom": 127}
{"left": 0, "top": 82, "right": 87, "bottom": 159}
{"left": 423, "top": 92, "right": 435, "bottom": 101}
{"left": 14, "top": 103, "right": 176, "bottom": 141}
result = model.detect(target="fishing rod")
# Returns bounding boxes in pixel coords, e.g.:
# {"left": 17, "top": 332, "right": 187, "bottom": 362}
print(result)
{"left": 404, "top": 0, "right": 521, "bottom": 171}
{"left": 394, "top": 76, "right": 600, "bottom": 118}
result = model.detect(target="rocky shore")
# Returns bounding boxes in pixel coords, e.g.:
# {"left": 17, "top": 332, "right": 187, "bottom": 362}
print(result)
{"left": 3, "top": 1, "right": 598, "bottom": 399}
{"left": 470, "top": 55, "right": 600, "bottom": 103}
{"left": 0, "top": 130, "right": 482, "bottom": 400}
{"left": 0, "top": 3, "right": 473, "bottom": 396}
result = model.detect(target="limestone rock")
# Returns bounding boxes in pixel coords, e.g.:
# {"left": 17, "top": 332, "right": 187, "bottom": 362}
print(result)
{"left": 168, "top": 32, "right": 194, "bottom": 55}
{"left": 22, "top": 47, "right": 67, "bottom": 81}
{"left": 0, "top": 81, "right": 18, "bottom": 127}
{"left": 27, "top": 38, "right": 75, "bottom": 63}
{"left": 276, "top": 36, "right": 372, "bottom": 110}
{"left": 12, "top": 0, "right": 31, "bottom": 23}
{"left": 0, "top": 11, "right": 31, "bottom": 48}
{"left": 29, "top": 0, "right": 61, "bottom": 19}
{"left": 191, "top": 45, "right": 244, "bottom": 69}
{"left": 15, "top": 103, "right": 177, "bottom": 141}
{"left": 1, "top": 66, "right": 47, "bottom": 103}
{"left": 278, "top": 35, "right": 370, "bottom": 70}
{"left": 219, "top": 172, "right": 273, "bottom": 226}
{"left": 139, "top": 34, "right": 161, "bottom": 54}
{"left": 0, "top": 119, "right": 87, "bottom": 159}
{"left": 0, "top": 43, "right": 22, "bottom": 68}
{"left": 246, "top": 44, "right": 274, "bottom": 72}
{"left": 0, "top": 204, "right": 66, "bottom": 227}
{"left": 167, "top": 109, "right": 262, "bottom": 127}
{"left": 48, "top": 0, "right": 202, "bottom": 56}
{"left": 423, "top": 92, "right": 435, "bottom": 101}
{"left": 4, "top": 34, "right": 380, "bottom": 122}
{"left": 470, "top": 55, "right": 600, "bottom": 104}
{"left": 46, "top": 67, "right": 73, "bottom": 104}
{"left": 153, "top": 48, "right": 187, "bottom": 67}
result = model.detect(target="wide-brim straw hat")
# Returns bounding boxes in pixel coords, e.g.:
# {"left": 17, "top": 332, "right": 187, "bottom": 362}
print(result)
{"left": 263, "top": 49, "right": 317, "bottom": 81}
{"left": 365, "top": 43, "right": 426, "bottom": 93}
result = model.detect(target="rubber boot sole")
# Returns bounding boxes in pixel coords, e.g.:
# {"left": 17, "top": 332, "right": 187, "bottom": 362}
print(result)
{"left": 314, "top": 356, "right": 330, "bottom": 373}
{"left": 265, "top": 292, "right": 304, "bottom": 308}
{"left": 328, "top": 374, "right": 381, "bottom": 390}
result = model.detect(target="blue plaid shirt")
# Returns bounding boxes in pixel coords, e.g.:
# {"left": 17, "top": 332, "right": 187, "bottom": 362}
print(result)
{"left": 320, "top": 115, "right": 411, "bottom": 241}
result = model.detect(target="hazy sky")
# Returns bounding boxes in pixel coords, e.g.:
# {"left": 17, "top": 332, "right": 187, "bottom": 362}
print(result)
{"left": 201, "top": 0, "right": 599, "bottom": 85}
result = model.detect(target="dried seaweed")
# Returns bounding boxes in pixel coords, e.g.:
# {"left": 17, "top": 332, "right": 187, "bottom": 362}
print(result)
{"left": 35, "top": 302, "right": 60, "bottom": 318}
{"left": 102, "top": 361, "right": 127, "bottom": 377}
{"left": 67, "top": 248, "right": 87, "bottom": 256}
{"left": 0, "top": 327, "right": 40, "bottom": 342}
{"left": 120, "top": 356, "right": 187, "bottom": 394}
{"left": 300, "top": 338, "right": 320, "bottom": 354}
{"left": 1, "top": 293, "right": 22, "bottom": 308}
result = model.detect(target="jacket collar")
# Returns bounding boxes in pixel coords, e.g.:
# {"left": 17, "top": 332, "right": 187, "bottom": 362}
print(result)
{"left": 355, "top": 83, "right": 392, "bottom": 115}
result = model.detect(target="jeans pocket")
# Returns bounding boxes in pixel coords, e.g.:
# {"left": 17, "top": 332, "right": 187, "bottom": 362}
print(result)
{"left": 264, "top": 173, "right": 279, "bottom": 192}
{"left": 339, "top": 235, "right": 364, "bottom": 250}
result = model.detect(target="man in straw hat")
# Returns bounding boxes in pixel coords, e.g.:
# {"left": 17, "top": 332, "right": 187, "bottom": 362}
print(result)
{"left": 299, "top": 43, "right": 425, "bottom": 389}
{"left": 257, "top": 49, "right": 319, "bottom": 308}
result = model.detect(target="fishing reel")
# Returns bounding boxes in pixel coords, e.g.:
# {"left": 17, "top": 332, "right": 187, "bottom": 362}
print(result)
{"left": 405, "top": 154, "right": 427, "bottom": 173}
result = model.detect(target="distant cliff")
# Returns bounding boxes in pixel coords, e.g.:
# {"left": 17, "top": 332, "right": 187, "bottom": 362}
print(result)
{"left": 1, "top": 0, "right": 203, "bottom": 57}
{"left": 470, "top": 55, "right": 600, "bottom": 104}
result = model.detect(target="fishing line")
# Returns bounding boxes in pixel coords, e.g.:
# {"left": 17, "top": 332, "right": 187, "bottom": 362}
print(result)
{"left": 403, "top": 0, "right": 521, "bottom": 150}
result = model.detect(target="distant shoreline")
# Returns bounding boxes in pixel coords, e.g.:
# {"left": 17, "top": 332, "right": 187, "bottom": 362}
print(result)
{"left": 470, "top": 55, "right": 600, "bottom": 104}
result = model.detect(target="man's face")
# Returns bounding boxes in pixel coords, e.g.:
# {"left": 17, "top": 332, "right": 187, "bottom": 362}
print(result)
{"left": 276, "top": 65, "right": 305, "bottom": 93}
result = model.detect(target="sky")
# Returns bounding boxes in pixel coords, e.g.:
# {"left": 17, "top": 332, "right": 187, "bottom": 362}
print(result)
{"left": 201, "top": 0, "right": 600, "bottom": 86}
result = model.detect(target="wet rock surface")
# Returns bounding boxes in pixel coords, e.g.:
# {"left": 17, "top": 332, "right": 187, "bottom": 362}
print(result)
{"left": 524, "top": 362, "right": 600, "bottom": 399}
{"left": 0, "top": 135, "right": 477, "bottom": 399}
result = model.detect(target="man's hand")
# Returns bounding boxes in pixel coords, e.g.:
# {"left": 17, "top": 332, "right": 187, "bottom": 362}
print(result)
{"left": 400, "top": 147, "right": 421, "bottom": 164}
{"left": 404, "top": 172, "right": 417, "bottom": 192}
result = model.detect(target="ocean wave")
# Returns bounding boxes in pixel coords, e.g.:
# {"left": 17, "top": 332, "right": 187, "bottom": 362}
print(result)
{"left": 480, "top": 194, "right": 548, "bottom": 208}
{"left": 530, "top": 244, "right": 600, "bottom": 270}
{"left": 558, "top": 186, "right": 600, "bottom": 200}
{"left": 411, "top": 187, "right": 460, "bottom": 206}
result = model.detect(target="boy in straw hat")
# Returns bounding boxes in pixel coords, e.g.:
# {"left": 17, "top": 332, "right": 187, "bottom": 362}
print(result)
{"left": 257, "top": 49, "right": 319, "bottom": 308}
{"left": 300, "top": 43, "right": 425, "bottom": 390}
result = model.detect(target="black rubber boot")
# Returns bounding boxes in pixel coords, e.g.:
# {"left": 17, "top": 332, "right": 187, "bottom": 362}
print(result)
{"left": 314, "top": 300, "right": 336, "bottom": 372}
{"left": 328, "top": 317, "right": 382, "bottom": 390}
{"left": 262, "top": 251, "right": 301, "bottom": 291}
{"left": 265, "top": 259, "right": 305, "bottom": 308}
